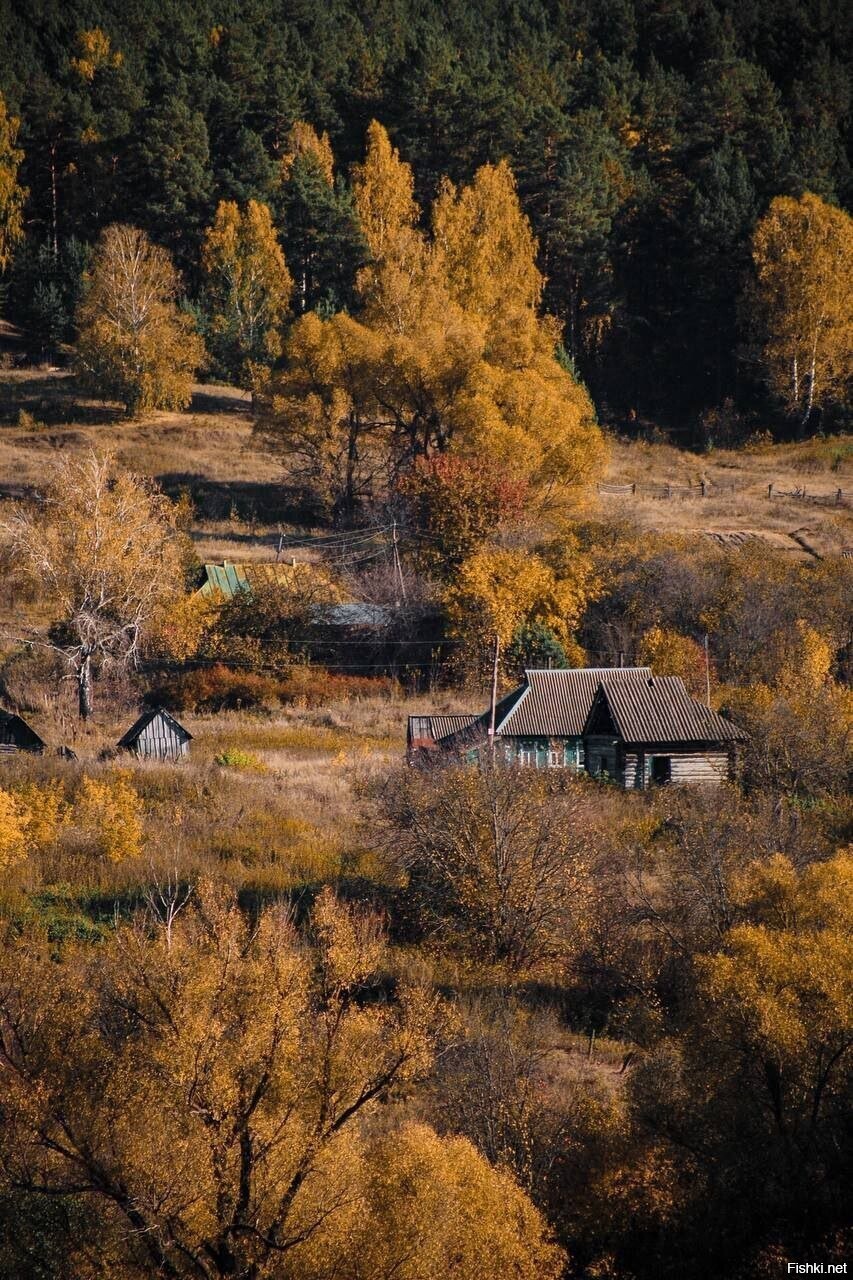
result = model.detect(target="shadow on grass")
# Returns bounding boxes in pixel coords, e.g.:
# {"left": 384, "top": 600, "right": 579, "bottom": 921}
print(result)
{"left": 157, "top": 472, "right": 322, "bottom": 524}
{"left": 190, "top": 385, "right": 252, "bottom": 416}
{"left": 0, "top": 372, "right": 125, "bottom": 427}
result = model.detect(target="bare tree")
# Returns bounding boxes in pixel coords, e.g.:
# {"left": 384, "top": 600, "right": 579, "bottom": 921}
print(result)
{"left": 2, "top": 451, "right": 185, "bottom": 718}
{"left": 375, "top": 761, "right": 594, "bottom": 969}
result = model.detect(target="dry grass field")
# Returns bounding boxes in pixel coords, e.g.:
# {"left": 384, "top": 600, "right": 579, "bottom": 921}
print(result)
{"left": 1, "top": 370, "right": 850, "bottom": 567}
{"left": 602, "top": 435, "right": 853, "bottom": 558}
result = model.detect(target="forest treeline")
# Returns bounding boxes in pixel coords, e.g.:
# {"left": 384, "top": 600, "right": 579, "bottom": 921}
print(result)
{"left": 1, "top": 0, "right": 851, "bottom": 432}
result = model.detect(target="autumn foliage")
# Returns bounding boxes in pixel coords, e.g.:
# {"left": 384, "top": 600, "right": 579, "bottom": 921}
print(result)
{"left": 256, "top": 121, "right": 606, "bottom": 524}
{"left": 0, "top": 882, "right": 562, "bottom": 1279}
{"left": 76, "top": 224, "right": 204, "bottom": 413}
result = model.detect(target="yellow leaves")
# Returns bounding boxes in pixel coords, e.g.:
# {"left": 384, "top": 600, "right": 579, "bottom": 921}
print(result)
{"left": 259, "top": 121, "right": 606, "bottom": 525}
{"left": 639, "top": 626, "right": 709, "bottom": 699}
{"left": 778, "top": 620, "right": 833, "bottom": 693}
{"left": 699, "top": 850, "right": 853, "bottom": 1067}
{"left": 280, "top": 121, "right": 335, "bottom": 186}
{"left": 201, "top": 199, "right": 291, "bottom": 385}
{"left": 446, "top": 545, "right": 595, "bottom": 659}
{"left": 5, "top": 452, "right": 187, "bottom": 711}
{"left": 0, "top": 780, "right": 70, "bottom": 870}
{"left": 748, "top": 192, "right": 853, "bottom": 417}
{"left": 16, "top": 779, "right": 69, "bottom": 854}
{"left": 0, "top": 91, "right": 25, "bottom": 273}
{"left": 352, "top": 120, "right": 419, "bottom": 263}
{"left": 70, "top": 28, "right": 122, "bottom": 80}
{"left": 76, "top": 225, "right": 204, "bottom": 413}
{"left": 0, "top": 788, "right": 27, "bottom": 869}
{"left": 148, "top": 589, "right": 221, "bottom": 663}
{"left": 73, "top": 772, "right": 143, "bottom": 862}
{"left": 351, "top": 1123, "right": 565, "bottom": 1280}
{"left": 313, "top": 885, "right": 385, "bottom": 991}
{"left": 432, "top": 160, "right": 543, "bottom": 320}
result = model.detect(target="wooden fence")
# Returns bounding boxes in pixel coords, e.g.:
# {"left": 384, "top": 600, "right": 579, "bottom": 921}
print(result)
{"left": 598, "top": 479, "right": 849, "bottom": 507}
{"left": 766, "top": 482, "right": 849, "bottom": 508}
{"left": 597, "top": 479, "right": 739, "bottom": 499}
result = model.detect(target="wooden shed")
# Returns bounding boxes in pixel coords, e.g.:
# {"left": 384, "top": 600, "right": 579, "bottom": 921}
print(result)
{"left": 0, "top": 709, "right": 45, "bottom": 756}
{"left": 117, "top": 708, "right": 192, "bottom": 761}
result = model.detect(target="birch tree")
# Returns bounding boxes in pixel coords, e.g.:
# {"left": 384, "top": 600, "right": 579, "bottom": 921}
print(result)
{"left": 3, "top": 452, "right": 185, "bottom": 719}
{"left": 201, "top": 198, "right": 292, "bottom": 386}
{"left": 747, "top": 193, "right": 852, "bottom": 429}
{"left": 76, "top": 224, "right": 204, "bottom": 414}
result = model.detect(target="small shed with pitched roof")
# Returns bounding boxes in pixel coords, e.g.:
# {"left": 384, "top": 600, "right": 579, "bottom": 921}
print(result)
{"left": 0, "top": 709, "right": 45, "bottom": 756}
{"left": 117, "top": 708, "right": 192, "bottom": 761}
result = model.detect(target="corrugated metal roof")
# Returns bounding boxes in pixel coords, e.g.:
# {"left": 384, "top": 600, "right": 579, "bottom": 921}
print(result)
{"left": 431, "top": 714, "right": 480, "bottom": 741}
{"left": 590, "top": 676, "right": 745, "bottom": 744}
{"left": 317, "top": 602, "right": 392, "bottom": 627}
{"left": 423, "top": 668, "right": 652, "bottom": 750}
{"left": 198, "top": 561, "right": 336, "bottom": 600}
{"left": 407, "top": 713, "right": 479, "bottom": 746}
{"left": 499, "top": 668, "right": 653, "bottom": 737}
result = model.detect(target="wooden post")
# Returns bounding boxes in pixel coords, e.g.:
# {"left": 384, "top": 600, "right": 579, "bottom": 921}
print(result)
{"left": 488, "top": 633, "right": 500, "bottom": 760}
{"left": 391, "top": 520, "right": 407, "bottom": 604}
{"left": 837, "top": 488, "right": 843, "bottom": 506}
{"left": 768, "top": 483, "right": 773, "bottom": 499}
{"left": 700, "top": 480, "right": 706, "bottom": 497}
{"left": 631, "top": 482, "right": 636, "bottom": 495}
{"left": 704, "top": 634, "right": 711, "bottom": 708}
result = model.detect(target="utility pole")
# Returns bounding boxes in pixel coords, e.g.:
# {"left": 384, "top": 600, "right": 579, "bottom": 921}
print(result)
{"left": 488, "top": 633, "right": 500, "bottom": 760}
{"left": 704, "top": 633, "right": 711, "bottom": 708}
{"left": 391, "top": 520, "right": 407, "bottom": 606}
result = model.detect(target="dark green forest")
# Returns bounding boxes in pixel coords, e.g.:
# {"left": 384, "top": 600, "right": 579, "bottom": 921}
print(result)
{"left": 1, "top": 0, "right": 850, "bottom": 433}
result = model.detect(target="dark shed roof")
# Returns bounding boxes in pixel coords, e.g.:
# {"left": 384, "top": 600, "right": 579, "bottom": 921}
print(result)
{"left": 586, "top": 676, "right": 746, "bottom": 745}
{"left": 117, "top": 708, "right": 193, "bottom": 748}
{"left": 0, "top": 709, "right": 45, "bottom": 751}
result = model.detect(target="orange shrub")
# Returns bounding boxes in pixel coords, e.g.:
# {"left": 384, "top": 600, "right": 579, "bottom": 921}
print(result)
{"left": 147, "top": 664, "right": 283, "bottom": 712}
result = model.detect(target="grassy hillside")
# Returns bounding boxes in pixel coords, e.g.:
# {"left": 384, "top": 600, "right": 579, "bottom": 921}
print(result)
{"left": 2, "top": 370, "right": 850, "bottom": 571}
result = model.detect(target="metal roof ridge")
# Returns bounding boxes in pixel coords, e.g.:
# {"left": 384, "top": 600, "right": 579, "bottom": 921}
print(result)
{"left": 495, "top": 680, "right": 530, "bottom": 733}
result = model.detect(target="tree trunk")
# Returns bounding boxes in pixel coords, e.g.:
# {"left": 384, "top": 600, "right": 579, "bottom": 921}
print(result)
{"left": 78, "top": 653, "right": 93, "bottom": 721}
{"left": 799, "top": 340, "right": 818, "bottom": 436}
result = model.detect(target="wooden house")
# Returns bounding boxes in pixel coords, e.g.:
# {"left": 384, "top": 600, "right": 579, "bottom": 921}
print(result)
{"left": 0, "top": 709, "right": 45, "bottom": 756}
{"left": 412, "top": 667, "right": 745, "bottom": 787}
{"left": 410, "top": 668, "right": 652, "bottom": 768}
{"left": 117, "top": 709, "right": 192, "bottom": 761}
{"left": 582, "top": 675, "right": 745, "bottom": 787}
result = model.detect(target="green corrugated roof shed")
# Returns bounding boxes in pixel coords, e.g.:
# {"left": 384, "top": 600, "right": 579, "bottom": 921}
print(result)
{"left": 197, "top": 561, "right": 342, "bottom": 601}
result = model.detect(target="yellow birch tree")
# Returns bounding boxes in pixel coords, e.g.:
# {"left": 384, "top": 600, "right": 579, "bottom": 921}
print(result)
{"left": 747, "top": 193, "right": 852, "bottom": 429}
{"left": 201, "top": 198, "right": 292, "bottom": 386}
{"left": 76, "top": 224, "right": 204, "bottom": 413}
